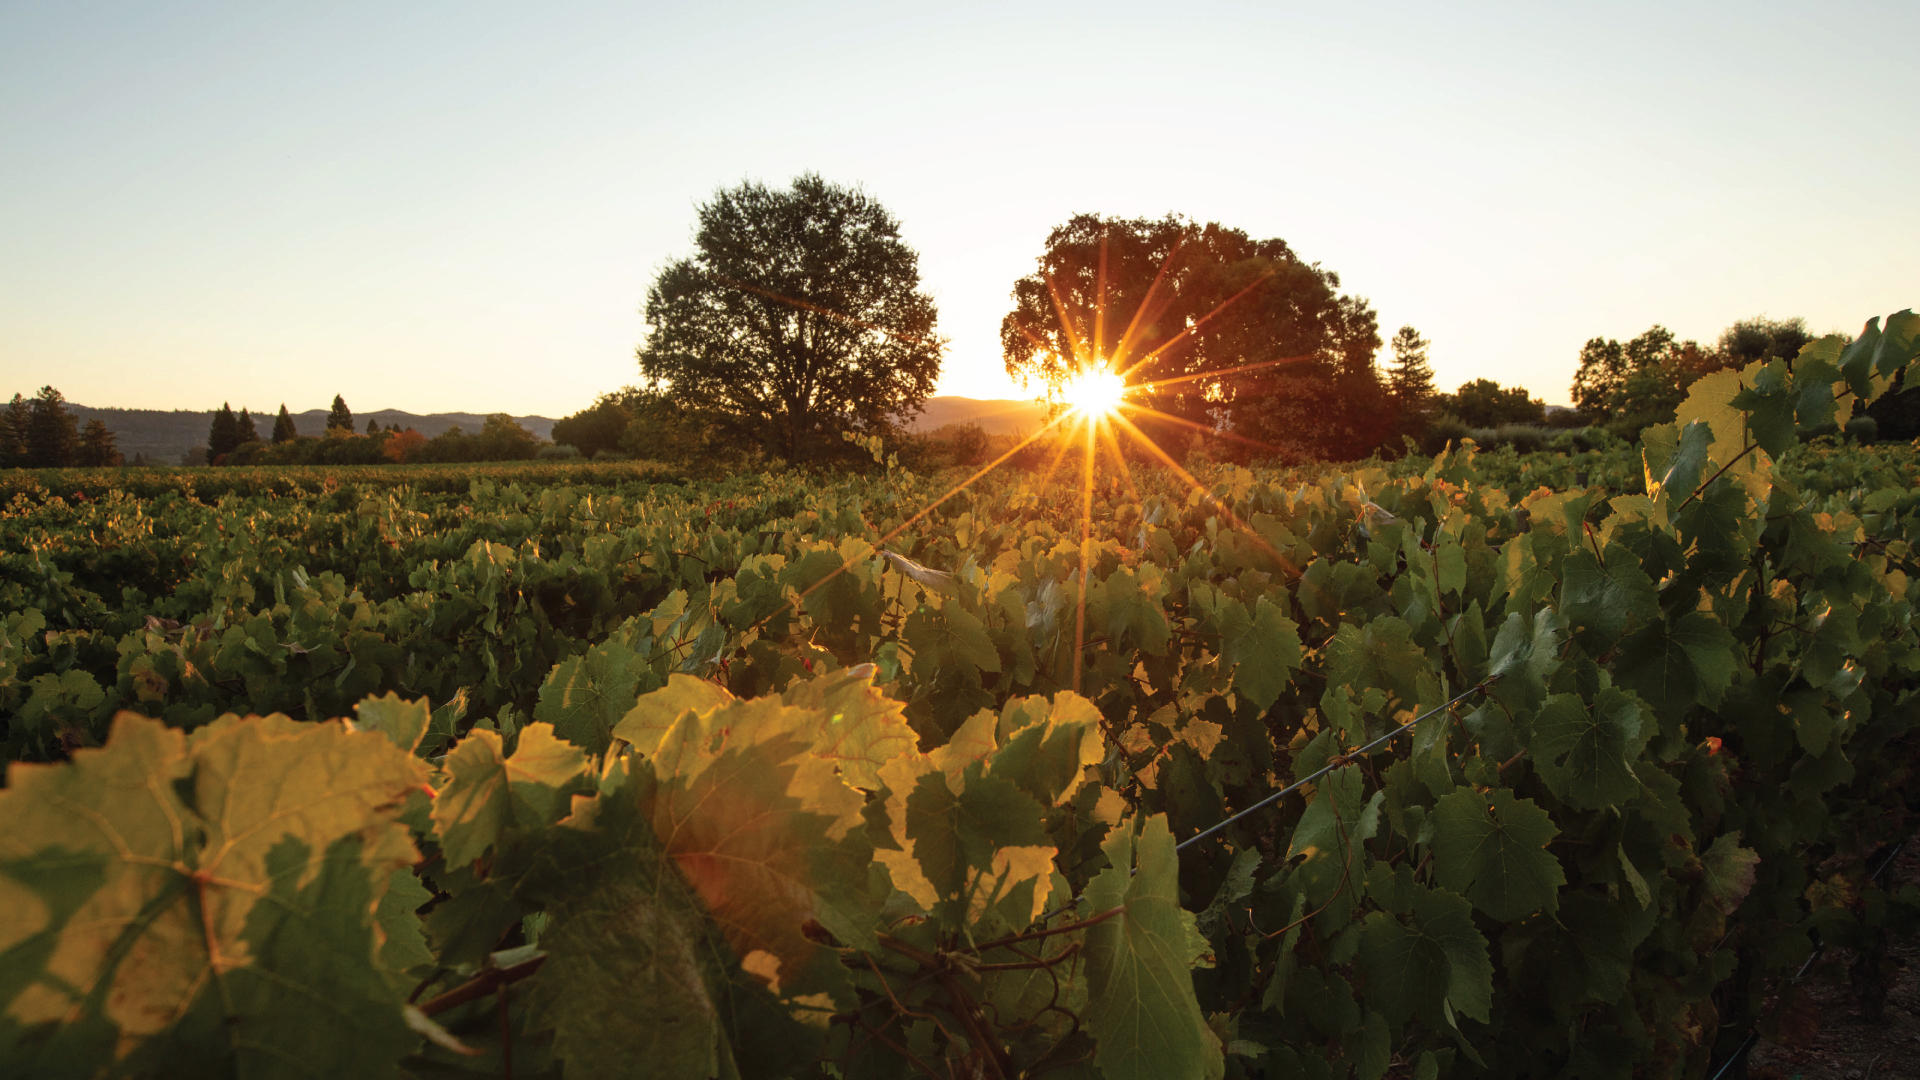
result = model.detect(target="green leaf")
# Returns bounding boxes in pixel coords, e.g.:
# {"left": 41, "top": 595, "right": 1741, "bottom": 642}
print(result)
{"left": 0, "top": 712, "right": 425, "bottom": 1075}
{"left": 1486, "top": 608, "right": 1563, "bottom": 709}
{"left": 1098, "top": 565, "right": 1170, "bottom": 656}
{"left": 1082, "top": 815, "right": 1224, "bottom": 1080}
{"left": 1431, "top": 787, "right": 1565, "bottom": 920}
{"left": 354, "top": 692, "right": 432, "bottom": 755}
{"left": 534, "top": 619, "right": 661, "bottom": 754}
{"left": 988, "top": 691, "right": 1105, "bottom": 807}
{"left": 1644, "top": 418, "right": 1714, "bottom": 501}
{"left": 1793, "top": 336, "right": 1846, "bottom": 428}
{"left": 1871, "top": 309, "right": 1920, "bottom": 380}
{"left": 520, "top": 774, "right": 814, "bottom": 1080}
{"left": 1730, "top": 359, "right": 1795, "bottom": 457}
{"left": 904, "top": 598, "right": 1002, "bottom": 676}
{"left": 375, "top": 867, "right": 435, "bottom": 979}
{"left": 1527, "top": 689, "right": 1649, "bottom": 810}
{"left": 1358, "top": 882, "right": 1493, "bottom": 1026}
{"left": 1615, "top": 611, "right": 1739, "bottom": 721}
{"left": 1559, "top": 545, "right": 1657, "bottom": 652}
{"left": 1222, "top": 596, "right": 1302, "bottom": 710}
{"left": 431, "top": 722, "right": 591, "bottom": 869}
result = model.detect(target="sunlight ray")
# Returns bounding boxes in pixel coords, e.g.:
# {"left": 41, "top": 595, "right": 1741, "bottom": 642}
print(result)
{"left": 1119, "top": 269, "right": 1276, "bottom": 381}
{"left": 1114, "top": 401, "right": 1286, "bottom": 455}
{"left": 1094, "top": 231, "right": 1109, "bottom": 367}
{"left": 1110, "top": 232, "right": 1188, "bottom": 371}
{"left": 1130, "top": 353, "right": 1317, "bottom": 393}
{"left": 1072, "top": 409, "right": 1097, "bottom": 694}
{"left": 1106, "top": 410, "right": 1301, "bottom": 581}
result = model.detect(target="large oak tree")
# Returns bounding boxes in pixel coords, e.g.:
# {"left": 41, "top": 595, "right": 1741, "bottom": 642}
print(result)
{"left": 999, "top": 214, "right": 1383, "bottom": 461}
{"left": 640, "top": 174, "right": 944, "bottom": 462}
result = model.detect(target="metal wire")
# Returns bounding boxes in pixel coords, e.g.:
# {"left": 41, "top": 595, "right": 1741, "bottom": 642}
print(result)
{"left": 1040, "top": 676, "right": 1497, "bottom": 921}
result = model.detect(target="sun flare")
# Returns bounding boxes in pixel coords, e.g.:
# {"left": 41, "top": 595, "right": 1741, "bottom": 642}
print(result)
{"left": 1063, "top": 368, "right": 1127, "bottom": 417}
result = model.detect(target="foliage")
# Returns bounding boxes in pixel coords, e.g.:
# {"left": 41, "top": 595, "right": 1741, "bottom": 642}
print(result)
{"left": 74, "top": 420, "right": 121, "bottom": 468}
{"left": 271, "top": 403, "right": 299, "bottom": 443}
{"left": 999, "top": 213, "right": 1386, "bottom": 462}
{"left": 17, "top": 387, "right": 81, "bottom": 469}
{"left": 1436, "top": 378, "right": 1545, "bottom": 428}
{"left": 1387, "top": 326, "right": 1435, "bottom": 409}
{"left": 640, "top": 174, "right": 944, "bottom": 463}
{"left": 328, "top": 394, "right": 354, "bottom": 433}
{"left": 5, "top": 308, "right": 1920, "bottom": 1078}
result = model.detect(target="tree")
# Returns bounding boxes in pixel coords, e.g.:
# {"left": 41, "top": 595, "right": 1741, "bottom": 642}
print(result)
{"left": 208, "top": 403, "right": 240, "bottom": 462}
{"left": 382, "top": 429, "right": 426, "bottom": 463}
{"left": 77, "top": 419, "right": 123, "bottom": 467}
{"left": 1439, "top": 379, "right": 1545, "bottom": 427}
{"left": 552, "top": 393, "right": 638, "bottom": 460}
{"left": 235, "top": 408, "right": 260, "bottom": 446}
{"left": 1717, "top": 315, "right": 1810, "bottom": 367}
{"left": 366, "top": 418, "right": 380, "bottom": 435}
{"left": 999, "top": 214, "right": 1384, "bottom": 462}
{"left": 25, "top": 386, "right": 81, "bottom": 468}
{"left": 1387, "top": 326, "right": 1435, "bottom": 405}
{"left": 327, "top": 395, "right": 353, "bottom": 433}
{"left": 0, "top": 394, "right": 28, "bottom": 467}
{"left": 1570, "top": 324, "right": 1727, "bottom": 430}
{"left": 271, "top": 405, "right": 298, "bottom": 443}
{"left": 640, "top": 174, "right": 944, "bottom": 462}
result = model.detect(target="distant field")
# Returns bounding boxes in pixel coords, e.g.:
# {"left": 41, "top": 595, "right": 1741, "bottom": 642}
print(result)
{"left": 0, "top": 458, "right": 685, "bottom": 501}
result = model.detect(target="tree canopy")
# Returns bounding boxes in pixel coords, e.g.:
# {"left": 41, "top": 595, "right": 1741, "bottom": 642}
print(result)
{"left": 1439, "top": 378, "right": 1545, "bottom": 427}
{"left": 999, "top": 214, "right": 1383, "bottom": 461}
{"left": 327, "top": 395, "right": 353, "bottom": 433}
{"left": 639, "top": 174, "right": 944, "bottom": 462}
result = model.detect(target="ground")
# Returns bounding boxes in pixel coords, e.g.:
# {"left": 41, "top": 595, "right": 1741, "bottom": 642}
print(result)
{"left": 1748, "top": 846, "right": 1920, "bottom": 1080}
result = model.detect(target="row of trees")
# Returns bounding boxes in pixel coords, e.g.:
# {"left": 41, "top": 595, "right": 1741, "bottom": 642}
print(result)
{"left": 204, "top": 396, "right": 358, "bottom": 463}
{"left": 613, "top": 175, "right": 1572, "bottom": 467}
{"left": 1569, "top": 317, "right": 1813, "bottom": 434}
{"left": 612, "top": 177, "right": 1416, "bottom": 465}
{"left": 0, "top": 388, "right": 121, "bottom": 468}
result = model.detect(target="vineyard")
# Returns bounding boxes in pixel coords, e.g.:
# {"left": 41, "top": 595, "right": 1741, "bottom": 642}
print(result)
{"left": 3, "top": 312, "right": 1920, "bottom": 1079}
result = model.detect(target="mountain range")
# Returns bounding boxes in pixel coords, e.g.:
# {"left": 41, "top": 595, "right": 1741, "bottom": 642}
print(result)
{"left": 65, "top": 397, "right": 1049, "bottom": 465}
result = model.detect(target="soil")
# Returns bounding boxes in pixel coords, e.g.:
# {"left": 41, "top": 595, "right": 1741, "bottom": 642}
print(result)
{"left": 1745, "top": 846, "right": 1920, "bottom": 1080}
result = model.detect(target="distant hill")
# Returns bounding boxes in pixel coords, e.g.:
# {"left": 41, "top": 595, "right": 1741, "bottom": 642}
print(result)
{"left": 909, "top": 397, "right": 1048, "bottom": 435}
{"left": 61, "top": 397, "right": 1039, "bottom": 465}
{"left": 67, "top": 405, "right": 556, "bottom": 466}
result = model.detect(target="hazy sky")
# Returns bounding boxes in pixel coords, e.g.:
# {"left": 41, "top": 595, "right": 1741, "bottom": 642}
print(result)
{"left": 3, "top": 1, "right": 1914, "bottom": 417}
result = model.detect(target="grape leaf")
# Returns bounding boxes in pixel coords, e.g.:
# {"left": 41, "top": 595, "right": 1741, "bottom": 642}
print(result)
{"left": 905, "top": 598, "right": 1002, "bottom": 676}
{"left": 534, "top": 619, "right": 661, "bottom": 754}
{"left": 1082, "top": 815, "right": 1224, "bottom": 1080}
{"left": 354, "top": 691, "right": 432, "bottom": 755}
{"left": 1701, "top": 832, "right": 1761, "bottom": 913}
{"left": 1221, "top": 596, "right": 1302, "bottom": 710}
{"left": 431, "top": 722, "right": 590, "bottom": 869}
{"left": 778, "top": 665, "right": 920, "bottom": 790}
{"left": 1432, "top": 787, "right": 1564, "bottom": 920}
{"left": 519, "top": 771, "right": 815, "bottom": 1080}
{"left": 1358, "top": 882, "right": 1492, "bottom": 1026}
{"left": 988, "top": 691, "right": 1106, "bottom": 807}
{"left": 1527, "top": 689, "right": 1649, "bottom": 810}
{"left": 1558, "top": 545, "right": 1657, "bottom": 652}
{"left": 0, "top": 712, "right": 424, "bottom": 1075}
{"left": 612, "top": 673, "right": 742, "bottom": 756}
{"left": 1615, "top": 611, "right": 1738, "bottom": 721}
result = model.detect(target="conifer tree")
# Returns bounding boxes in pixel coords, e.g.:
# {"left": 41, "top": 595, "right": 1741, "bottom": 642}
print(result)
{"left": 366, "top": 417, "right": 380, "bottom": 435}
{"left": 208, "top": 403, "right": 239, "bottom": 460}
{"left": 1387, "top": 326, "right": 1435, "bottom": 406}
{"left": 25, "top": 386, "right": 80, "bottom": 467}
{"left": 77, "top": 419, "right": 122, "bottom": 467}
{"left": 327, "top": 395, "right": 353, "bottom": 432}
{"left": 271, "top": 404, "right": 298, "bottom": 443}
{"left": 235, "top": 408, "right": 260, "bottom": 445}
{"left": 0, "top": 394, "right": 28, "bottom": 467}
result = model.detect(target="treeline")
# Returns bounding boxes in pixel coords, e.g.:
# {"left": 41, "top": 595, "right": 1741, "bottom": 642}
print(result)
{"left": 201, "top": 396, "right": 547, "bottom": 466}
{"left": 0, "top": 388, "right": 123, "bottom": 468}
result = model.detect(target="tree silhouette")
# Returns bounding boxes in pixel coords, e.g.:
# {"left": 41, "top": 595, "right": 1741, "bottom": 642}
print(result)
{"left": 640, "top": 174, "right": 943, "bottom": 462}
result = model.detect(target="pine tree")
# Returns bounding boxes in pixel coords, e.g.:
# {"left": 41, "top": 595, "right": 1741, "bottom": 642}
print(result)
{"left": 327, "top": 395, "right": 353, "bottom": 433}
{"left": 77, "top": 419, "right": 123, "bottom": 467}
{"left": 1387, "top": 326, "right": 1435, "bottom": 406}
{"left": 366, "top": 417, "right": 380, "bottom": 435}
{"left": 271, "top": 404, "right": 298, "bottom": 443}
{"left": 25, "top": 386, "right": 80, "bottom": 468}
{"left": 235, "top": 408, "right": 260, "bottom": 445}
{"left": 208, "top": 403, "right": 240, "bottom": 461}
{"left": 0, "top": 394, "right": 28, "bottom": 468}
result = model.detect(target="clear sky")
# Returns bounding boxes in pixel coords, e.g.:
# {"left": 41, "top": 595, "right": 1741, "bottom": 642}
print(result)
{"left": 3, "top": 1, "right": 1914, "bottom": 417}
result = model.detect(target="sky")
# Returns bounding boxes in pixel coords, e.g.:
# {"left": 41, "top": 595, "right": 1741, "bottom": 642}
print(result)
{"left": 2, "top": 0, "right": 1915, "bottom": 417}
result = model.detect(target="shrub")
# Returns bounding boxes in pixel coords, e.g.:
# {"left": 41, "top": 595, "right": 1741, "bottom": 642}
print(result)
{"left": 537, "top": 444, "right": 582, "bottom": 460}
{"left": 1846, "top": 415, "right": 1880, "bottom": 442}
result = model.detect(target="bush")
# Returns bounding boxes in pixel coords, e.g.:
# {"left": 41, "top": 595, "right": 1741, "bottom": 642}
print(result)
{"left": 1846, "top": 415, "right": 1880, "bottom": 442}
{"left": 1418, "top": 414, "right": 1472, "bottom": 456}
{"left": 538, "top": 444, "right": 582, "bottom": 460}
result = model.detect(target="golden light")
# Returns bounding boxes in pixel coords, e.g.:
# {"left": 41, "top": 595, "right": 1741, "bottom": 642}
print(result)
{"left": 1063, "top": 368, "right": 1127, "bottom": 417}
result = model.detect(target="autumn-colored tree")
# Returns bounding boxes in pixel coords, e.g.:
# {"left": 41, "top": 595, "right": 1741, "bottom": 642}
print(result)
{"left": 382, "top": 428, "right": 427, "bottom": 463}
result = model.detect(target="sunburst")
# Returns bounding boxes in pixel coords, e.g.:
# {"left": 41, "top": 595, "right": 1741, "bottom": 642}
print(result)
{"left": 739, "top": 228, "right": 1315, "bottom": 693}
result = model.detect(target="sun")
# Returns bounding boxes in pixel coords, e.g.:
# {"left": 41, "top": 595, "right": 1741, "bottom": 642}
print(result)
{"left": 1063, "top": 368, "right": 1127, "bottom": 417}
